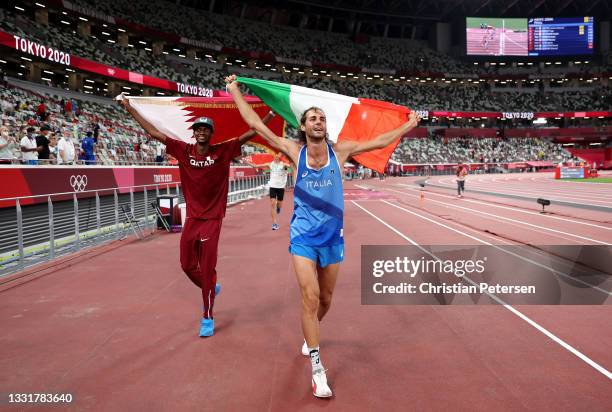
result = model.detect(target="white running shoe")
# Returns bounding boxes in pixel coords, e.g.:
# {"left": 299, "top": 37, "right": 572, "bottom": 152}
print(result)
{"left": 301, "top": 340, "right": 309, "bottom": 356}
{"left": 312, "top": 369, "right": 332, "bottom": 398}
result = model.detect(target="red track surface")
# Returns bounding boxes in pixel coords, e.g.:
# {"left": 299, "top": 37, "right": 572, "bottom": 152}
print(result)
{"left": 466, "top": 28, "right": 528, "bottom": 56}
{"left": 1, "top": 174, "right": 611, "bottom": 410}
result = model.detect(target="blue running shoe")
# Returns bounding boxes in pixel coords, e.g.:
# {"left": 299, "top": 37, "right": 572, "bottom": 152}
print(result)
{"left": 199, "top": 318, "right": 214, "bottom": 337}
{"left": 272, "top": 223, "right": 279, "bottom": 230}
{"left": 215, "top": 283, "right": 221, "bottom": 296}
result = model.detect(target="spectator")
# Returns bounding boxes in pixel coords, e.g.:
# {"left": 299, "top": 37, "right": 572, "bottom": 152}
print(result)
{"left": 81, "top": 130, "right": 96, "bottom": 165}
{"left": 48, "top": 132, "right": 59, "bottom": 163}
{"left": 36, "top": 102, "right": 47, "bottom": 121}
{"left": 155, "top": 142, "right": 165, "bottom": 164}
{"left": 20, "top": 126, "right": 38, "bottom": 165}
{"left": 0, "top": 125, "right": 18, "bottom": 163}
{"left": 57, "top": 130, "right": 76, "bottom": 165}
{"left": 36, "top": 124, "right": 52, "bottom": 163}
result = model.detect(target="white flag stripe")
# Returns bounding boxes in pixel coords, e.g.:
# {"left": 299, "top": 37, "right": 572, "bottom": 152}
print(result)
{"left": 289, "top": 85, "right": 359, "bottom": 143}
{"left": 128, "top": 97, "right": 195, "bottom": 143}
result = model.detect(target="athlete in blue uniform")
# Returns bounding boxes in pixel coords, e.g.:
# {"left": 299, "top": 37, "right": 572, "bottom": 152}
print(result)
{"left": 226, "top": 75, "right": 419, "bottom": 398}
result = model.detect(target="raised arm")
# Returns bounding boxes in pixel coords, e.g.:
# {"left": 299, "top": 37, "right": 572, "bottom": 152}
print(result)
{"left": 225, "top": 75, "right": 301, "bottom": 165}
{"left": 237, "top": 111, "right": 276, "bottom": 145}
{"left": 119, "top": 97, "right": 166, "bottom": 144}
{"left": 334, "top": 111, "right": 419, "bottom": 163}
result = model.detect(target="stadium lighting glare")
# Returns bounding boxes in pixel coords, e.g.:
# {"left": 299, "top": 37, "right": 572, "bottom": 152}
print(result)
{"left": 41, "top": 77, "right": 51, "bottom": 82}
{"left": 226, "top": 62, "right": 233, "bottom": 65}
{"left": 43, "top": 70, "right": 54, "bottom": 75}
{"left": 499, "top": 63, "right": 506, "bottom": 66}
{"left": 60, "top": 20, "right": 70, "bottom": 25}
{"left": 400, "top": 76, "right": 405, "bottom": 79}
{"left": 144, "top": 47, "right": 152, "bottom": 51}
{"left": 517, "top": 62, "right": 524, "bottom": 65}
{"left": 312, "top": 73, "right": 319, "bottom": 76}
{"left": 66, "top": 68, "right": 75, "bottom": 72}
{"left": 85, "top": 79, "right": 95, "bottom": 83}
{"left": 589, "top": 142, "right": 602, "bottom": 146}
{"left": 527, "top": 62, "right": 533, "bottom": 65}
{"left": 62, "top": 11, "right": 67, "bottom": 15}
{"left": 340, "top": 75, "right": 346, "bottom": 78}
{"left": 179, "top": 55, "right": 186, "bottom": 58}
{"left": 18, "top": 73, "right": 23, "bottom": 76}
{"left": 79, "top": 17, "right": 88, "bottom": 22}
{"left": 320, "top": 70, "right": 326, "bottom": 74}
{"left": 173, "top": 48, "right": 181, "bottom": 52}
{"left": 128, "top": 44, "right": 134, "bottom": 47}
{"left": 15, "top": 6, "right": 25, "bottom": 11}
{"left": 19, "top": 65, "right": 26, "bottom": 68}
{"left": 347, "top": 73, "right": 353, "bottom": 75}
{"left": 270, "top": 68, "right": 276, "bottom": 71}
{"left": 554, "top": 62, "right": 561, "bottom": 65}
{"left": 162, "top": 51, "right": 169, "bottom": 55}
{"left": 0, "top": 60, "right": 6, "bottom": 64}
{"left": 107, "top": 40, "right": 115, "bottom": 43}
{"left": 326, "top": 74, "right": 331, "bottom": 77}
{"left": 139, "top": 41, "right": 147, "bottom": 45}
{"left": 118, "top": 28, "right": 126, "bottom": 32}
{"left": 473, "top": 62, "right": 478, "bottom": 65}
{"left": 533, "top": 118, "right": 547, "bottom": 125}
{"left": 84, "top": 85, "right": 93, "bottom": 89}
{"left": 102, "top": 32, "right": 110, "bottom": 36}
{"left": 264, "top": 63, "right": 271, "bottom": 67}
{"left": 122, "top": 86, "right": 131, "bottom": 90}
{"left": 20, "top": 56, "right": 32, "bottom": 62}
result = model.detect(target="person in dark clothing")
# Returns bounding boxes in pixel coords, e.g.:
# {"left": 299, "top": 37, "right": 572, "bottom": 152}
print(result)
{"left": 81, "top": 131, "right": 96, "bottom": 165}
{"left": 36, "top": 124, "right": 51, "bottom": 162}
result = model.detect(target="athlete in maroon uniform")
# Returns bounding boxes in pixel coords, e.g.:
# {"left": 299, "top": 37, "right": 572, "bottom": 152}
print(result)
{"left": 121, "top": 97, "right": 273, "bottom": 337}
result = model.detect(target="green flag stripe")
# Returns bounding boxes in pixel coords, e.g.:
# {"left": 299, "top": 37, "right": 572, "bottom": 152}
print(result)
{"left": 236, "top": 77, "right": 298, "bottom": 127}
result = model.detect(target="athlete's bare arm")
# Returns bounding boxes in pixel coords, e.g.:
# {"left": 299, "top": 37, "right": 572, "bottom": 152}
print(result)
{"left": 225, "top": 75, "right": 301, "bottom": 165}
{"left": 333, "top": 111, "right": 419, "bottom": 166}
{"left": 120, "top": 97, "right": 167, "bottom": 144}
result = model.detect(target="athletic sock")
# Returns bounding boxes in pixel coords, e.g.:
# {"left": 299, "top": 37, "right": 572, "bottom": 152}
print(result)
{"left": 309, "top": 346, "right": 324, "bottom": 374}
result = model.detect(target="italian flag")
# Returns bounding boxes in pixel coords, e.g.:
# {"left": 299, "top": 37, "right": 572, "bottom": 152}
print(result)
{"left": 117, "top": 94, "right": 285, "bottom": 150}
{"left": 237, "top": 77, "right": 411, "bottom": 173}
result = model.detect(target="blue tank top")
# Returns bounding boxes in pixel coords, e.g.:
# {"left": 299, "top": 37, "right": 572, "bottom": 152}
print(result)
{"left": 290, "top": 143, "right": 344, "bottom": 247}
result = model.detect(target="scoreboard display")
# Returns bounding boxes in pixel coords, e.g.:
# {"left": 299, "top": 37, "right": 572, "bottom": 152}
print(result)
{"left": 528, "top": 17, "right": 594, "bottom": 56}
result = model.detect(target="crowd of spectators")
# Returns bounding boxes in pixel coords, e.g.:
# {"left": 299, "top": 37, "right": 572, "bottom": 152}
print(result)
{"left": 0, "top": 83, "right": 167, "bottom": 165}
{"left": 1, "top": 5, "right": 611, "bottom": 113}
{"left": 391, "top": 136, "right": 572, "bottom": 165}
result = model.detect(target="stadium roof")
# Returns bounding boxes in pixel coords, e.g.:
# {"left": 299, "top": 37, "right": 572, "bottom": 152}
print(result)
{"left": 227, "top": 0, "right": 612, "bottom": 20}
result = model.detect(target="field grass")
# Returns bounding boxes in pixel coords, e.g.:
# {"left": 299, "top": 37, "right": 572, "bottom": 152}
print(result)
{"left": 562, "top": 177, "right": 612, "bottom": 183}
{"left": 466, "top": 17, "right": 527, "bottom": 31}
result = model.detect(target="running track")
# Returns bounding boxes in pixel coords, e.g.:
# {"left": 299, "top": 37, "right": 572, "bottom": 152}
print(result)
{"left": 1, "top": 174, "right": 610, "bottom": 410}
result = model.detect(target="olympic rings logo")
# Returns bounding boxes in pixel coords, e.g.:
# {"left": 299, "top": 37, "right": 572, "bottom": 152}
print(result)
{"left": 69, "top": 175, "right": 88, "bottom": 192}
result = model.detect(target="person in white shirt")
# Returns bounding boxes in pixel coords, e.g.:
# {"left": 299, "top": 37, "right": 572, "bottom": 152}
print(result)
{"left": 57, "top": 130, "right": 76, "bottom": 165}
{"left": 20, "top": 126, "right": 38, "bottom": 165}
{"left": 0, "top": 125, "right": 18, "bottom": 163}
{"left": 267, "top": 152, "right": 289, "bottom": 230}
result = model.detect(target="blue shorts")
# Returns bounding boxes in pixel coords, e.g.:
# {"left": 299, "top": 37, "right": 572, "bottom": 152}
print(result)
{"left": 289, "top": 243, "right": 344, "bottom": 267}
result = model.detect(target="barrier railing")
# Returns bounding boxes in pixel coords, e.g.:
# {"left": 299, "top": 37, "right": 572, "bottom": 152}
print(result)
{"left": 0, "top": 174, "right": 272, "bottom": 277}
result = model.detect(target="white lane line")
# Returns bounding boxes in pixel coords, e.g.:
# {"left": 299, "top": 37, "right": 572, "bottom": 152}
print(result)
{"left": 386, "top": 188, "right": 610, "bottom": 245}
{"left": 351, "top": 200, "right": 612, "bottom": 379}
{"left": 377, "top": 199, "right": 611, "bottom": 295}
{"left": 397, "top": 184, "right": 612, "bottom": 231}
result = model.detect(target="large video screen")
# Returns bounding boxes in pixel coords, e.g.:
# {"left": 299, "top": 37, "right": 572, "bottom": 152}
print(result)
{"left": 528, "top": 17, "right": 594, "bottom": 56}
{"left": 466, "top": 17, "right": 594, "bottom": 56}
{"left": 466, "top": 17, "right": 528, "bottom": 56}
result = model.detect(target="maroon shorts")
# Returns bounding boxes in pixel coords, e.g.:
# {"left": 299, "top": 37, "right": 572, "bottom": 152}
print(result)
{"left": 179, "top": 217, "right": 222, "bottom": 319}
